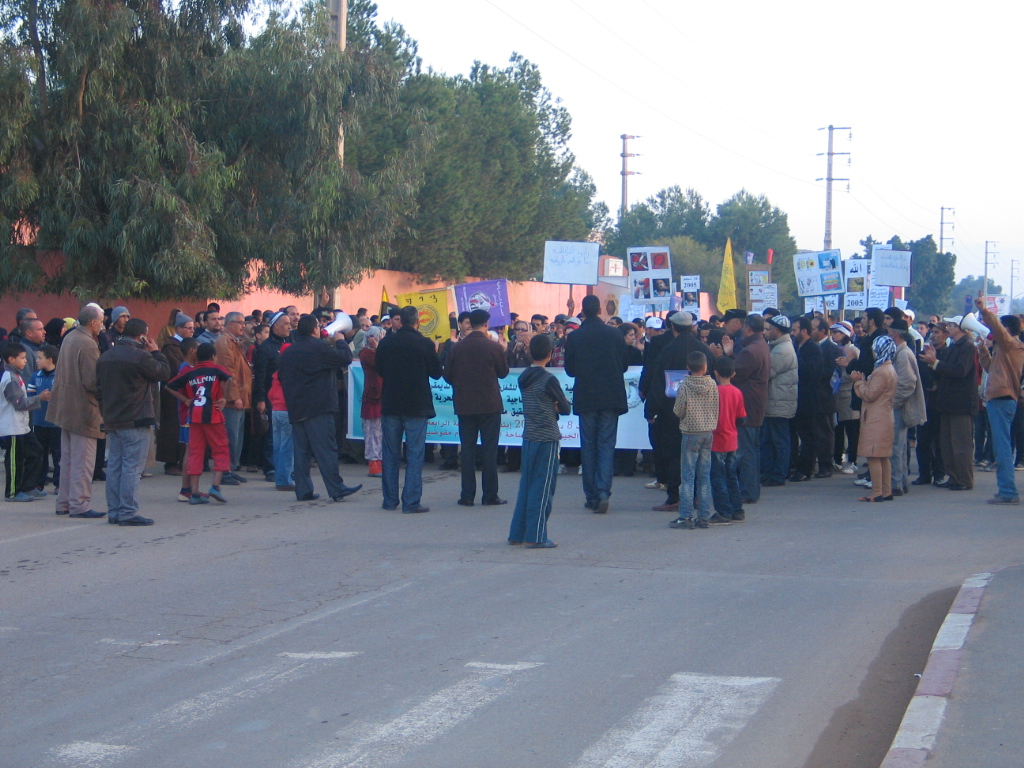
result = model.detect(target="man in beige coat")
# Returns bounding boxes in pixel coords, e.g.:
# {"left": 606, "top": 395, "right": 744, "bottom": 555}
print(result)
{"left": 888, "top": 320, "right": 927, "bottom": 496}
{"left": 215, "top": 312, "right": 253, "bottom": 485}
{"left": 48, "top": 305, "right": 105, "bottom": 518}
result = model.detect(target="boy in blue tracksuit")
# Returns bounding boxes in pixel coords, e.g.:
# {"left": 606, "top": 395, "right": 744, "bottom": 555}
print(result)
{"left": 30, "top": 344, "right": 60, "bottom": 493}
{"left": 1, "top": 343, "right": 49, "bottom": 502}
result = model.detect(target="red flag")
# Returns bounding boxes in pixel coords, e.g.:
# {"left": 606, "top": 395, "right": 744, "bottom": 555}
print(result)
{"left": 767, "top": 248, "right": 774, "bottom": 264}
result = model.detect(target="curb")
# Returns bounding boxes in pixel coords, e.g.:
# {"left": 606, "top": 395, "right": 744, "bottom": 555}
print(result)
{"left": 879, "top": 571, "right": 993, "bottom": 768}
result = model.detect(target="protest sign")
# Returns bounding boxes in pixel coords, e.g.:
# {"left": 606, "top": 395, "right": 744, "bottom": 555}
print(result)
{"left": 543, "top": 240, "right": 600, "bottom": 285}
{"left": 348, "top": 364, "right": 652, "bottom": 450}
{"left": 452, "top": 279, "right": 512, "bottom": 328}
{"left": 394, "top": 289, "right": 450, "bottom": 343}
{"left": 868, "top": 285, "right": 891, "bottom": 309}
{"left": 627, "top": 246, "right": 673, "bottom": 305}
{"left": 985, "top": 295, "right": 1010, "bottom": 314}
{"left": 872, "top": 244, "right": 912, "bottom": 287}
{"left": 803, "top": 295, "right": 840, "bottom": 314}
{"left": 793, "top": 250, "right": 844, "bottom": 297}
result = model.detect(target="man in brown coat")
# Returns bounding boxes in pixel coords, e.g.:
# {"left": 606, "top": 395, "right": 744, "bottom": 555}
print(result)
{"left": 48, "top": 305, "right": 105, "bottom": 518}
{"left": 215, "top": 311, "right": 253, "bottom": 485}
{"left": 443, "top": 309, "right": 510, "bottom": 506}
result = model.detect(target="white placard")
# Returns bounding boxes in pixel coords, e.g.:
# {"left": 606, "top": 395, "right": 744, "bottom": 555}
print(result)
{"left": 543, "top": 241, "right": 600, "bottom": 286}
{"left": 871, "top": 245, "right": 912, "bottom": 287}
{"left": 868, "top": 285, "right": 891, "bottom": 308}
{"left": 845, "top": 291, "right": 867, "bottom": 311}
{"left": 762, "top": 283, "right": 779, "bottom": 308}
{"left": 985, "top": 295, "right": 1010, "bottom": 315}
{"left": 794, "top": 250, "right": 844, "bottom": 297}
{"left": 681, "top": 275, "right": 700, "bottom": 292}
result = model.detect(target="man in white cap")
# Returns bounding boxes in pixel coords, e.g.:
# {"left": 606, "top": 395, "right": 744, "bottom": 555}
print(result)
{"left": 760, "top": 315, "right": 798, "bottom": 486}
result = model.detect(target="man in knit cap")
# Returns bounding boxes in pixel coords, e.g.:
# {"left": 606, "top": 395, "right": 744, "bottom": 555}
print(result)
{"left": 157, "top": 313, "right": 194, "bottom": 475}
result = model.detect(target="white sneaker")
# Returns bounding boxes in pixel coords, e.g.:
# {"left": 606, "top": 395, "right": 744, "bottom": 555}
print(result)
{"left": 577, "top": 466, "right": 584, "bottom": 475}
{"left": 557, "top": 464, "right": 568, "bottom": 475}
{"left": 841, "top": 462, "right": 856, "bottom": 474}
{"left": 645, "top": 480, "right": 666, "bottom": 490}
{"left": 854, "top": 477, "right": 872, "bottom": 487}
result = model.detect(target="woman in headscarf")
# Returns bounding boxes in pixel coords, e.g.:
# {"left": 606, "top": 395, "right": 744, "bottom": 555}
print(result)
{"left": 44, "top": 318, "right": 67, "bottom": 347}
{"left": 851, "top": 335, "right": 898, "bottom": 501}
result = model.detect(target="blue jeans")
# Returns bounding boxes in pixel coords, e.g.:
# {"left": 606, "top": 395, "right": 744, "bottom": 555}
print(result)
{"left": 711, "top": 450, "right": 742, "bottom": 518}
{"left": 272, "top": 411, "right": 294, "bottom": 488}
{"left": 382, "top": 415, "right": 427, "bottom": 510}
{"left": 105, "top": 427, "right": 152, "bottom": 522}
{"left": 579, "top": 410, "right": 618, "bottom": 506}
{"left": 680, "top": 432, "right": 713, "bottom": 520}
{"left": 223, "top": 407, "right": 245, "bottom": 471}
{"left": 987, "top": 398, "right": 1018, "bottom": 499}
{"left": 760, "top": 417, "right": 791, "bottom": 483}
{"left": 890, "top": 408, "right": 909, "bottom": 491}
{"left": 736, "top": 425, "right": 761, "bottom": 501}
{"left": 508, "top": 440, "right": 559, "bottom": 544}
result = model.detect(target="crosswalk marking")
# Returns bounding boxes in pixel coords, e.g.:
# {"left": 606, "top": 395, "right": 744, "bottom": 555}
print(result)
{"left": 299, "top": 662, "right": 544, "bottom": 768}
{"left": 572, "top": 673, "right": 780, "bottom": 768}
{"left": 278, "top": 651, "right": 362, "bottom": 659}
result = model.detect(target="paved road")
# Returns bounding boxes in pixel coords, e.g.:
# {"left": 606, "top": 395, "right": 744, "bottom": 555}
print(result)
{"left": 1, "top": 463, "right": 1021, "bottom": 768}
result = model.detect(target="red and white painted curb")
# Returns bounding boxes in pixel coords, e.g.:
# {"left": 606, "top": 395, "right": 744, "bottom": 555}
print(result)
{"left": 879, "top": 571, "right": 992, "bottom": 768}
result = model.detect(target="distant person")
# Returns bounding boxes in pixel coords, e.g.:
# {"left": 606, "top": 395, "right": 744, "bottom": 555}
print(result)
{"left": 709, "top": 356, "right": 747, "bottom": 524}
{"left": 30, "top": 344, "right": 61, "bottom": 494}
{"left": 670, "top": 351, "right": 719, "bottom": 529}
{"left": 508, "top": 334, "right": 571, "bottom": 548}
{"left": 1, "top": 342, "right": 49, "bottom": 502}
{"left": 851, "top": 336, "right": 898, "bottom": 502}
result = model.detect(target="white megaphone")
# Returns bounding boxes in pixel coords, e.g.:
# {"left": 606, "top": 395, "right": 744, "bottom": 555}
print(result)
{"left": 324, "top": 313, "right": 353, "bottom": 337}
{"left": 959, "top": 312, "right": 990, "bottom": 338}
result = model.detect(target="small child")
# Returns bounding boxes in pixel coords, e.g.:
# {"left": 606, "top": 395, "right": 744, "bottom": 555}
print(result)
{"left": 508, "top": 334, "right": 571, "bottom": 548}
{"left": 671, "top": 351, "right": 719, "bottom": 529}
{"left": 30, "top": 345, "right": 61, "bottom": 494}
{"left": 165, "top": 343, "right": 236, "bottom": 506}
{"left": 709, "top": 356, "right": 747, "bottom": 524}
{"left": 173, "top": 338, "right": 199, "bottom": 502}
{"left": 1, "top": 343, "right": 49, "bottom": 502}
{"left": 359, "top": 327, "right": 384, "bottom": 478}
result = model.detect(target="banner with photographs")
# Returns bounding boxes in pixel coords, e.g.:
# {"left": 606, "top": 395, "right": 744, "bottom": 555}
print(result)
{"left": 793, "top": 250, "right": 844, "bottom": 297}
{"left": 681, "top": 275, "right": 701, "bottom": 314}
{"left": 627, "top": 246, "right": 673, "bottom": 304}
{"left": 749, "top": 284, "right": 779, "bottom": 314}
{"left": 452, "top": 279, "right": 512, "bottom": 328}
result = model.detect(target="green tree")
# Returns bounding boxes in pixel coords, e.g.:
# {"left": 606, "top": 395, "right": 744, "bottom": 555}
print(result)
{"left": 0, "top": 0, "right": 417, "bottom": 300}
{"left": 952, "top": 274, "right": 1002, "bottom": 313}
{"left": 604, "top": 185, "right": 710, "bottom": 257}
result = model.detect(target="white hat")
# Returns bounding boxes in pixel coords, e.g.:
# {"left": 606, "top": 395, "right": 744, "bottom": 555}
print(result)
{"left": 668, "top": 311, "right": 693, "bottom": 327}
{"left": 768, "top": 315, "right": 791, "bottom": 331}
{"left": 564, "top": 316, "right": 581, "bottom": 327}
{"left": 644, "top": 316, "right": 664, "bottom": 329}
{"left": 942, "top": 315, "right": 964, "bottom": 327}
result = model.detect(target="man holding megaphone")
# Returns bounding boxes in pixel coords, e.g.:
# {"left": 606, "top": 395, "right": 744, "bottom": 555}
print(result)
{"left": 971, "top": 299, "right": 1024, "bottom": 504}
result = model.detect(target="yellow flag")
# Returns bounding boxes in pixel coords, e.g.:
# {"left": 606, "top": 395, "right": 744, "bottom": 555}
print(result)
{"left": 717, "top": 238, "right": 738, "bottom": 313}
{"left": 395, "top": 289, "right": 450, "bottom": 343}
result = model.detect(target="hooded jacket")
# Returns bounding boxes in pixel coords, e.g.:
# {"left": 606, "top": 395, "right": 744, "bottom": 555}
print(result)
{"left": 766, "top": 334, "right": 798, "bottom": 419}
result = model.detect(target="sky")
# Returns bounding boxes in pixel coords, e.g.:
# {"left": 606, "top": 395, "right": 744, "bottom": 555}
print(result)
{"left": 368, "top": 0, "right": 1022, "bottom": 292}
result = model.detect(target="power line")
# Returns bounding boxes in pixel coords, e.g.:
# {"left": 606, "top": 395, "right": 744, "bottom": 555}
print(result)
{"left": 479, "top": 0, "right": 819, "bottom": 189}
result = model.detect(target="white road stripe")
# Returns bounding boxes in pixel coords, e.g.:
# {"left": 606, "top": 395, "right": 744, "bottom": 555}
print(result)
{"left": 0, "top": 525, "right": 89, "bottom": 545}
{"left": 51, "top": 742, "right": 133, "bottom": 766}
{"left": 889, "top": 695, "right": 947, "bottom": 751}
{"left": 962, "top": 572, "right": 992, "bottom": 589}
{"left": 932, "top": 613, "right": 974, "bottom": 651}
{"left": 572, "top": 673, "right": 780, "bottom": 768}
{"left": 300, "top": 662, "right": 544, "bottom": 768}
{"left": 98, "top": 639, "right": 180, "bottom": 647}
{"left": 278, "top": 651, "right": 361, "bottom": 659}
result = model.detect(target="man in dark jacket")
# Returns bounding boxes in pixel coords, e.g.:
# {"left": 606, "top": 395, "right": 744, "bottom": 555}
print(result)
{"left": 443, "top": 309, "right": 510, "bottom": 506}
{"left": 278, "top": 315, "right": 361, "bottom": 503}
{"left": 791, "top": 317, "right": 828, "bottom": 481}
{"left": 252, "top": 311, "right": 291, "bottom": 481}
{"left": 811, "top": 316, "right": 844, "bottom": 477}
{"left": 920, "top": 316, "right": 980, "bottom": 491}
{"left": 563, "top": 295, "right": 628, "bottom": 513}
{"left": 376, "top": 305, "right": 443, "bottom": 513}
{"left": 96, "top": 318, "right": 170, "bottom": 526}
{"left": 914, "top": 322, "right": 947, "bottom": 485}
{"left": 645, "top": 311, "right": 714, "bottom": 511}
{"left": 729, "top": 315, "right": 771, "bottom": 502}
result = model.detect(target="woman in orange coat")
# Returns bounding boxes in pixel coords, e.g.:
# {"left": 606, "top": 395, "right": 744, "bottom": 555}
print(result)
{"left": 851, "top": 335, "right": 898, "bottom": 502}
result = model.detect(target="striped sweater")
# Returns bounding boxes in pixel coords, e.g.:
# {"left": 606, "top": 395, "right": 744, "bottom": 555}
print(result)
{"left": 519, "top": 366, "right": 571, "bottom": 442}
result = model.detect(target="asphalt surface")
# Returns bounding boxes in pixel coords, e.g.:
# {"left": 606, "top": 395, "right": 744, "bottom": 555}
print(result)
{"left": 1, "top": 461, "right": 1021, "bottom": 768}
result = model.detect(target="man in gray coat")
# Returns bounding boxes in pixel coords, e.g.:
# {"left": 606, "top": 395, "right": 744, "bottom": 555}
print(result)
{"left": 760, "top": 315, "right": 798, "bottom": 486}
{"left": 889, "top": 319, "right": 926, "bottom": 496}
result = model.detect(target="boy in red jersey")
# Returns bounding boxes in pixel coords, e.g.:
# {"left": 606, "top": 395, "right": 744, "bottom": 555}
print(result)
{"left": 709, "top": 356, "right": 747, "bottom": 524}
{"left": 166, "top": 343, "right": 238, "bottom": 505}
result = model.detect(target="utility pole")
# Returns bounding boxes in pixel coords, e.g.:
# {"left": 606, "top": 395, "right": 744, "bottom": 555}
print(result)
{"left": 984, "top": 241, "right": 998, "bottom": 304}
{"left": 329, "top": 0, "right": 348, "bottom": 158}
{"left": 620, "top": 134, "right": 640, "bottom": 218}
{"left": 939, "top": 207, "right": 955, "bottom": 254}
{"left": 817, "top": 125, "right": 850, "bottom": 250}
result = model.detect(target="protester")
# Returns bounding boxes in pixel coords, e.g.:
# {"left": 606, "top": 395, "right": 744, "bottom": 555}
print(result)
{"left": 96, "top": 318, "right": 170, "bottom": 525}
{"left": 728, "top": 315, "right": 770, "bottom": 503}
{"left": 791, "top": 317, "right": 829, "bottom": 481}
{"left": 157, "top": 313, "right": 194, "bottom": 476}
{"left": 2, "top": 342, "right": 49, "bottom": 501}
{"left": 43, "top": 318, "right": 66, "bottom": 348}
{"left": 166, "top": 343, "right": 235, "bottom": 505}
{"left": 851, "top": 336, "right": 898, "bottom": 502}
{"left": 443, "top": 308, "right": 510, "bottom": 507}
{"left": 811, "top": 316, "right": 843, "bottom": 477}
{"left": 30, "top": 344, "right": 60, "bottom": 493}
{"left": 914, "top": 322, "right": 947, "bottom": 486}
{"left": 18, "top": 317, "right": 46, "bottom": 383}
{"left": 563, "top": 295, "right": 628, "bottom": 514}
{"left": 215, "top": 312, "right": 253, "bottom": 486}
{"left": 375, "top": 305, "right": 442, "bottom": 513}
{"left": 171, "top": 339, "right": 199, "bottom": 501}
{"left": 761, "top": 315, "right": 797, "bottom": 486}
{"left": 975, "top": 299, "right": 1024, "bottom": 504}
{"left": 103, "top": 306, "right": 130, "bottom": 347}
{"left": 709, "top": 356, "right": 747, "bottom": 524}
{"left": 196, "top": 310, "right": 223, "bottom": 345}
{"left": 277, "top": 315, "right": 362, "bottom": 503}
{"left": 253, "top": 311, "right": 291, "bottom": 482}
{"left": 670, "top": 351, "right": 719, "bottom": 529}
{"left": 508, "top": 334, "right": 571, "bottom": 548}
{"left": 266, "top": 346, "right": 294, "bottom": 491}
{"left": 359, "top": 326, "right": 385, "bottom": 478}
{"left": 889, "top": 320, "right": 926, "bottom": 496}
{"left": 830, "top": 322, "right": 861, "bottom": 473}
{"left": 48, "top": 305, "right": 105, "bottom": 519}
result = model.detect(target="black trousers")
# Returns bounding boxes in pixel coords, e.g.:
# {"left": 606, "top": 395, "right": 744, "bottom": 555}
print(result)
{"left": 458, "top": 412, "right": 501, "bottom": 502}
{"left": 916, "top": 409, "right": 943, "bottom": 481}
{"left": 3, "top": 432, "right": 45, "bottom": 497}
{"left": 653, "top": 412, "right": 681, "bottom": 502}
{"left": 793, "top": 413, "right": 830, "bottom": 476}
{"left": 34, "top": 425, "right": 61, "bottom": 488}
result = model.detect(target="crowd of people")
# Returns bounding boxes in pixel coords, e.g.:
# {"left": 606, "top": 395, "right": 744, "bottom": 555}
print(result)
{"left": 2, "top": 292, "right": 1022, "bottom": 541}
